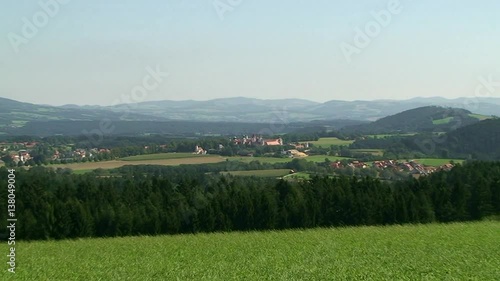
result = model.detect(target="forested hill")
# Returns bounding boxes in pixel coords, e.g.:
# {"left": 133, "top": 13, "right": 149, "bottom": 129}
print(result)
{"left": 439, "top": 118, "right": 500, "bottom": 160}
{"left": 343, "top": 106, "right": 484, "bottom": 134}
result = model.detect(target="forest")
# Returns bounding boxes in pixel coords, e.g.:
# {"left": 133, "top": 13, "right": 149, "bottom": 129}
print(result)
{"left": 1, "top": 161, "right": 498, "bottom": 241}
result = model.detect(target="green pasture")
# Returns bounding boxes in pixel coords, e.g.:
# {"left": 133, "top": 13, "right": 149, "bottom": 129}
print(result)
{"left": 308, "top": 137, "right": 354, "bottom": 147}
{"left": 3, "top": 221, "right": 498, "bottom": 280}
{"left": 413, "top": 158, "right": 465, "bottom": 166}
{"left": 220, "top": 169, "right": 291, "bottom": 178}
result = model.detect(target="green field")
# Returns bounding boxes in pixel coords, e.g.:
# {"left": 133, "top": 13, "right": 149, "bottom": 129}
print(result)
{"left": 413, "top": 158, "right": 465, "bottom": 166}
{"left": 350, "top": 148, "right": 384, "bottom": 156}
{"left": 469, "top": 113, "right": 492, "bottom": 120}
{"left": 121, "top": 153, "right": 209, "bottom": 161}
{"left": 308, "top": 137, "right": 354, "bottom": 147}
{"left": 220, "top": 169, "right": 291, "bottom": 177}
{"left": 283, "top": 171, "right": 311, "bottom": 180}
{"left": 305, "top": 155, "right": 351, "bottom": 162}
{"left": 228, "top": 157, "right": 294, "bottom": 164}
{"left": 229, "top": 155, "right": 350, "bottom": 164}
{"left": 71, "top": 169, "right": 93, "bottom": 175}
{"left": 365, "top": 133, "right": 416, "bottom": 138}
{"left": 432, "top": 117, "right": 454, "bottom": 125}
{"left": 3, "top": 222, "right": 498, "bottom": 280}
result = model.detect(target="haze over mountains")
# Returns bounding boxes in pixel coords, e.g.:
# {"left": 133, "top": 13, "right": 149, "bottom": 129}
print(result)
{"left": 2, "top": 96, "right": 500, "bottom": 125}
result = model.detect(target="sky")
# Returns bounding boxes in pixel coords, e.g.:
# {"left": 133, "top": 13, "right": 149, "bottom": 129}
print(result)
{"left": 1, "top": 0, "right": 499, "bottom": 106}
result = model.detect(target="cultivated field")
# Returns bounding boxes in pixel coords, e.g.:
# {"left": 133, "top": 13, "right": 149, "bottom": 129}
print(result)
{"left": 228, "top": 157, "right": 293, "bottom": 164}
{"left": 220, "top": 169, "right": 291, "bottom": 177}
{"left": 2, "top": 222, "right": 498, "bottom": 280}
{"left": 50, "top": 156, "right": 225, "bottom": 171}
{"left": 121, "top": 153, "right": 209, "bottom": 161}
{"left": 432, "top": 117, "right": 454, "bottom": 125}
{"left": 413, "top": 158, "right": 465, "bottom": 166}
{"left": 350, "top": 148, "right": 384, "bottom": 156}
{"left": 469, "top": 113, "right": 492, "bottom": 120}
{"left": 365, "top": 133, "right": 417, "bottom": 138}
{"left": 308, "top": 137, "right": 354, "bottom": 147}
{"left": 228, "top": 155, "right": 350, "bottom": 164}
{"left": 44, "top": 153, "right": 463, "bottom": 173}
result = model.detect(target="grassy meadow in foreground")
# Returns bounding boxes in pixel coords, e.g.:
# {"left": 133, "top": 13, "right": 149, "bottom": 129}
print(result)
{"left": 2, "top": 222, "right": 499, "bottom": 280}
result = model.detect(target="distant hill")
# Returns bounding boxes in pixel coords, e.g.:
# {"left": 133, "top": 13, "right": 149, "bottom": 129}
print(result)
{"left": 106, "top": 97, "right": 500, "bottom": 122}
{"left": 342, "top": 106, "right": 486, "bottom": 134}
{"left": 440, "top": 118, "right": 500, "bottom": 160}
{"left": 1, "top": 96, "right": 499, "bottom": 134}
{"left": 0, "top": 97, "right": 168, "bottom": 129}
{"left": 106, "top": 97, "right": 322, "bottom": 123}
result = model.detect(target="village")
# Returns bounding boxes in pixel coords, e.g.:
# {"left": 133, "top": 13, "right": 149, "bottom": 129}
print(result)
{"left": 0, "top": 141, "right": 113, "bottom": 166}
{"left": 0, "top": 137, "right": 455, "bottom": 178}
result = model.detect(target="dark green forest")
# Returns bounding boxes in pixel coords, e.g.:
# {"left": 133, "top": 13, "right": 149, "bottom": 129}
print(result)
{"left": 350, "top": 119, "right": 500, "bottom": 160}
{"left": 1, "top": 162, "right": 499, "bottom": 241}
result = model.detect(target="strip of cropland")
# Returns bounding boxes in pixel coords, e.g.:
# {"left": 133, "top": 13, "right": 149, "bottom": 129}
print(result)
{"left": 3, "top": 221, "right": 498, "bottom": 280}
{"left": 220, "top": 169, "right": 291, "bottom": 177}
{"left": 49, "top": 154, "right": 225, "bottom": 171}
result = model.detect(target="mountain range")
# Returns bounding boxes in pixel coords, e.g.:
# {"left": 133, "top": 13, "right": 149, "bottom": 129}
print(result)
{"left": 1, "top": 96, "right": 500, "bottom": 127}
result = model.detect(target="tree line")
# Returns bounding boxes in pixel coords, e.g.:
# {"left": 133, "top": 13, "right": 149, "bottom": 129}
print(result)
{"left": 0, "top": 162, "right": 499, "bottom": 240}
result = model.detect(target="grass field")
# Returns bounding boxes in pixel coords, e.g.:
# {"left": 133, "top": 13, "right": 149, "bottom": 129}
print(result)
{"left": 365, "top": 133, "right": 416, "bottom": 138}
{"left": 220, "top": 169, "right": 291, "bottom": 177}
{"left": 2, "top": 221, "right": 498, "bottom": 280}
{"left": 283, "top": 171, "right": 311, "bottom": 180}
{"left": 121, "top": 153, "right": 210, "bottom": 161}
{"left": 228, "top": 157, "right": 294, "bottom": 164}
{"left": 469, "top": 113, "right": 492, "bottom": 120}
{"left": 228, "top": 155, "right": 350, "bottom": 164}
{"left": 71, "top": 169, "right": 94, "bottom": 175}
{"left": 305, "top": 155, "right": 351, "bottom": 162}
{"left": 413, "top": 158, "right": 465, "bottom": 166}
{"left": 308, "top": 137, "right": 354, "bottom": 147}
{"left": 432, "top": 117, "right": 454, "bottom": 125}
{"left": 350, "top": 148, "right": 384, "bottom": 156}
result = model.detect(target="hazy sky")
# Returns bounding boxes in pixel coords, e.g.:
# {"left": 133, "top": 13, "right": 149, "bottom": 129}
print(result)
{"left": 1, "top": 0, "right": 499, "bottom": 106}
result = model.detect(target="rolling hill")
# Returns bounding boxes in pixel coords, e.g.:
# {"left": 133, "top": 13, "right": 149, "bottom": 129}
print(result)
{"left": 0, "top": 97, "right": 167, "bottom": 129}
{"left": 342, "top": 106, "right": 488, "bottom": 134}
{"left": 105, "top": 97, "right": 500, "bottom": 122}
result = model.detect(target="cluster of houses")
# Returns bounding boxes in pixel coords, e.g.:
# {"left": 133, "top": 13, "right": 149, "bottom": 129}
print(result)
{"left": 330, "top": 159, "right": 455, "bottom": 176}
{"left": 9, "top": 150, "right": 32, "bottom": 163}
{"left": 1, "top": 144, "right": 113, "bottom": 164}
{"left": 1, "top": 142, "right": 36, "bottom": 164}
{"left": 231, "top": 135, "right": 311, "bottom": 148}
{"left": 231, "top": 135, "right": 284, "bottom": 146}
{"left": 50, "top": 148, "right": 112, "bottom": 161}
{"left": 0, "top": 141, "right": 37, "bottom": 151}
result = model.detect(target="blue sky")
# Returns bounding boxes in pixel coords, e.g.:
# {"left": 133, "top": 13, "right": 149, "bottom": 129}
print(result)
{"left": 1, "top": 0, "right": 499, "bottom": 105}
